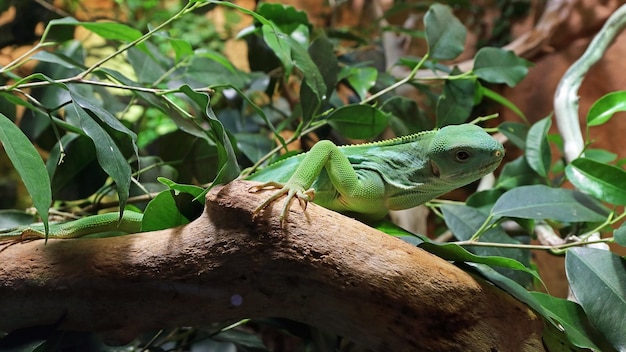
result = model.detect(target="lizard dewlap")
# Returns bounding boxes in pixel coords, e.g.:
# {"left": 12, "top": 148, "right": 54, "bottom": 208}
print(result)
{"left": 249, "top": 123, "right": 505, "bottom": 222}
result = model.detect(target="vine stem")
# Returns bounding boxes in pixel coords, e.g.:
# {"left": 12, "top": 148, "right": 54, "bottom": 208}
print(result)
{"left": 361, "top": 53, "right": 430, "bottom": 105}
{"left": 554, "top": 4, "right": 626, "bottom": 162}
{"left": 454, "top": 237, "right": 614, "bottom": 254}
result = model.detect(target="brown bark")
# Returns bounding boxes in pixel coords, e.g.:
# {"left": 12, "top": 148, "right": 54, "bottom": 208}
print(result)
{"left": 0, "top": 181, "right": 544, "bottom": 351}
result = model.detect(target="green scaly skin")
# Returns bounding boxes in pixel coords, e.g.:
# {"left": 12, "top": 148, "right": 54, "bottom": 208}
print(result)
{"left": 0, "top": 211, "right": 143, "bottom": 242}
{"left": 248, "top": 124, "right": 505, "bottom": 222}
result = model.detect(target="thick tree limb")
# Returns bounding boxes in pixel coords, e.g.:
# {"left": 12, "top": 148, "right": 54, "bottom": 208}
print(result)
{"left": 0, "top": 181, "right": 544, "bottom": 351}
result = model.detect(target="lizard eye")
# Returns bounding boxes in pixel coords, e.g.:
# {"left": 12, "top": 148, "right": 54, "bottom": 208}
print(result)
{"left": 455, "top": 149, "right": 472, "bottom": 162}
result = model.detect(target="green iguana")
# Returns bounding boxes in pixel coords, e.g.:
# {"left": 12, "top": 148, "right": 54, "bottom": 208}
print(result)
{"left": 248, "top": 123, "right": 504, "bottom": 222}
{"left": 0, "top": 124, "right": 503, "bottom": 241}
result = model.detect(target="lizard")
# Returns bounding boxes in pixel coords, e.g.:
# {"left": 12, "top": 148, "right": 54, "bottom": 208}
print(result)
{"left": 0, "top": 124, "right": 503, "bottom": 240}
{"left": 0, "top": 211, "right": 143, "bottom": 243}
{"left": 248, "top": 123, "right": 505, "bottom": 223}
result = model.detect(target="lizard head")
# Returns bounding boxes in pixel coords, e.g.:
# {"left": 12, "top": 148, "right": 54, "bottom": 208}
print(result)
{"left": 428, "top": 124, "right": 505, "bottom": 184}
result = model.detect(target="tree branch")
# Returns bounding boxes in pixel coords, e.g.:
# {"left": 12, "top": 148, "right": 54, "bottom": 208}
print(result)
{"left": 0, "top": 181, "right": 544, "bottom": 351}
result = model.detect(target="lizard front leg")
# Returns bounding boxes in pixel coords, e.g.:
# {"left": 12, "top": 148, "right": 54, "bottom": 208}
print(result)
{"left": 250, "top": 140, "right": 386, "bottom": 223}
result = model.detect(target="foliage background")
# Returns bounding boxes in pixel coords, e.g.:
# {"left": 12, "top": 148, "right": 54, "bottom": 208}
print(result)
{"left": 1, "top": 0, "right": 626, "bottom": 351}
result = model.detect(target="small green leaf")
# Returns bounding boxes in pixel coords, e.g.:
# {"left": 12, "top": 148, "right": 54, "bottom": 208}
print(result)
{"left": 424, "top": 3, "right": 466, "bottom": 60}
{"left": 473, "top": 47, "right": 531, "bottom": 87}
{"left": 587, "top": 91, "right": 626, "bottom": 126}
{"left": 0, "top": 113, "right": 51, "bottom": 235}
{"left": 261, "top": 24, "right": 293, "bottom": 75}
{"left": 584, "top": 149, "right": 617, "bottom": 163}
{"left": 498, "top": 121, "right": 529, "bottom": 150}
{"left": 327, "top": 104, "right": 389, "bottom": 139}
{"left": 495, "top": 156, "right": 542, "bottom": 190}
{"left": 614, "top": 222, "right": 626, "bottom": 246}
{"left": 525, "top": 116, "right": 552, "bottom": 177}
{"left": 492, "top": 185, "right": 609, "bottom": 222}
{"left": 157, "top": 177, "right": 205, "bottom": 199}
{"left": 566, "top": 248, "right": 626, "bottom": 351}
{"left": 341, "top": 66, "right": 378, "bottom": 101}
{"left": 436, "top": 78, "right": 475, "bottom": 126}
{"left": 566, "top": 158, "right": 626, "bottom": 205}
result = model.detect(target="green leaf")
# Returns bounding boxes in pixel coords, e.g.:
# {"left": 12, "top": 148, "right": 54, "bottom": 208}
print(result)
{"left": 341, "top": 66, "right": 378, "bottom": 101}
{"left": 531, "top": 292, "right": 606, "bottom": 351}
{"left": 566, "top": 157, "right": 626, "bottom": 205}
{"left": 0, "top": 113, "right": 51, "bottom": 236}
{"left": 441, "top": 204, "right": 532, "bottom": 285}
{"left": 525, "top": 116, "right": 552, "bottom": 177}
{"left": 498, "top": 121, "right": 528, "bottom": 150}
{"left": 256, "top": 2, "right": 311, "bottom": 34}
{"left": 261, "top": 23, "right": 293, "bottom": 75}
{"left": 473, "top": 47, "right": 531, "bottom": 87}
{"left": 326, "top": 104, "right": 390, "bottom": 139}
{"left": 436, "top": 78, "right": 475, "bottom": 126}
{"left": 587, "top": 91, "right": 626, "bottom": 126}
{"left": 423, "top": 3, "right": 466, "bottom": 60}
{"left": 566, "top": 247, "right": 626, "bottom": 351}
{"left": 584, "top": 149, "right": 617, "bottom": 163}
{"left": 157, "top": 177, "right": 205, "bottom": 200}
{"left": 79, "top": 21, "right": 142, "bottom": 42}
{"left": 615, "top": 222, "right": 626, "bottom": 246}
{"left": 142, "top": 191, "right": 192, "bottom": 232}
{"left": 178, "top": 86, "right": 240, "bottom": 187}
{"left": 495, "top": 156, "right": 541, "bottom": 190}
{"left": 40, "top": 17, "right": 78, "bottom": 43}
{"left": 308, "top": 34, "right": 339, "bottom": 102}
{"left": 492, "top": 185, "right": 609, "bottom": 222}
{"left": 71, "top": 104, "right": 131, "bottom": 211}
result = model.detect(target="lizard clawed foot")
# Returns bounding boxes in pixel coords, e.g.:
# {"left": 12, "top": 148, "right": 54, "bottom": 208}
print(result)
{"left": 249, "top": 182, "right": 315, "bottom": 224}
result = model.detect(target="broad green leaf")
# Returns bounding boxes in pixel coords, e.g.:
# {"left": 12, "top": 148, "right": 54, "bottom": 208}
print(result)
{"left": 530, "top": 292, "right": 608, "bottom": 350}
{"left": 326, "top": 104, "right": 390, "bottom": 139}
{"left": 495, "top": 156, "right": 541, "bottom": 190}
{"left": 525, "top": 116, "right": 552, "bottom": 177}
{"left": 288, "top": 36, "right": 326, "bottom": 101}
{"left": 0, "top": 210, "right": 36, "bottom": 230}
{"left": 341, "top": 66, "right": 378, "bottom": 101}
{"left": 40, "top": 17, "right": 78, "bottom": 43}
{"left": 441, "top": 204, "right": 531, "bottom": 285}
{"left": 421, "top": 240, "right": 538, "bottom": 281}
{"left": 0, "top": 113, "right": 51, "bottom": 235}
{"left": 68, "top": 85, "right": 138, "bottom": 159}
{"left": 170, "top": 37, "right": 194, "bottom": 61}
{"left": 498, "top": 121, "right": 528, "bottom": 150}
{"left": 424, "top": 3, "right": 466, "bottom": 60}
{"left": 31, "top": 51, "right": 83, "bottom": 70}
{"left": 308, "top": 34, "right": 339, "bottom": 102}
{"left": 178, "top": 86, "right": 240, "bottom": 188}
{"left": 79, "top": 21, "right": 142, "bottom": 42}
{"left": 566, "top": 157, "right": 626, "bottom": 205}
{"left": 142, "top": 190, "right": 191, "bottom": 232}
{"left": 235, "top": 132, "right": 274, "bottom": 163}
{"left": 467, "top": 263, "right": 552, "bottom": 323}
{"left": 473, "top": 47, "right": 531, "bottom": 87}
{"left": 436, "top": 78, "right": 475, "bottom": 127}
{"left": 47, "top": 134, "right": 107, "bottom": 200}
{"left": 256, "top": 2, "right": 311, "bottom": 35}
{"left": 261, "top": 23, "right": 293, "bottom": 76}
{"left": 584, "top": 149, "right": 617, "bottom": 163}
{"left": 127, "top": 45, "right": 168, "bottom": 84}
{"left": 71, "top": 104, "right": 131, "bottom": 211}
{"left": 587, "top": 91, "right": 626, "bottom": 126}
{"left": 566, "top": 248, "right": 626, "bottom": 351}
{"left": 492, "top": 185, "right": 609, "bottom": 222}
